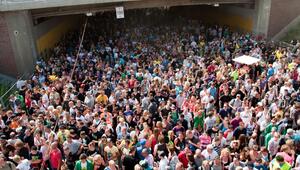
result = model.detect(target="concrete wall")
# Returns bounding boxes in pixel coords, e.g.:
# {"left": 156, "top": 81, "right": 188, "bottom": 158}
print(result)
{"left": 175, "top": 5, "right": 255, "bottom": 33}
{"left": 268, "top": 0, "right": 300, "bottom": 38}
{"left": 0, "top": 12, "right": 18, "bottom": 77}
{"left": 253, "top": 0, "right": 271, "bottom": 37}
{"left": 34, "top": 15, "right": 82, "bottom": 53}
{"left": 0, "top": 11, "right": 37, "bottom": 78}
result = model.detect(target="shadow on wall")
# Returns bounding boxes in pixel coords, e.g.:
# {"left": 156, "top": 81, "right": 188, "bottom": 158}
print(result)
{"left": 173, "top": 5, "right": 253, "bottom": 33}
{"left": 35, "top": 15, "right": 83, "bottom": 54}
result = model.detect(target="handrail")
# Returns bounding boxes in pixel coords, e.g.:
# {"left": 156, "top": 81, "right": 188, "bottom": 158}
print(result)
{"left": 0, "top": 73, "right": 30, "bottom": 108}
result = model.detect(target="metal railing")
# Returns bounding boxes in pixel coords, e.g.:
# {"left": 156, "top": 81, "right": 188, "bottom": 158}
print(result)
{"left": 0, "top": 73, "right": 29, "bottom": 109}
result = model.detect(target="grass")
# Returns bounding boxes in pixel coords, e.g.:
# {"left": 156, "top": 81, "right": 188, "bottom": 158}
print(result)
{"left": 0, "top": 80, "right": 16, "bottom": 108}
{"left": 281, "top": 21, "right": 300, "bottom": 42}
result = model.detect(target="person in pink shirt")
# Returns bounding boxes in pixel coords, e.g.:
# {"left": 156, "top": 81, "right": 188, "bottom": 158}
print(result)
{"left": 276, "top": 144, "right": 294, "bottom": 166}
{"left": 199, "top": 132, "right": 211, "bottom": 150}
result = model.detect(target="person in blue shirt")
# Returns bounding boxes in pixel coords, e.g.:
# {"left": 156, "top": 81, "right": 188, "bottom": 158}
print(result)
{"left": 123, "top": 105, "right": 133, "bottom": 116}
{"left": 253, "top": 158, "right": 268, "bottom": 170}
{"left": 208, "top": 83, "right": 217, "bottom": 100}
{"left": 267, "top": 64, "right": 274, "bottom": 79}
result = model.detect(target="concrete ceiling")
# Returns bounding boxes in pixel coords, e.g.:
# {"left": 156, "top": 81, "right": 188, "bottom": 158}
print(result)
{"left": 17, "top": 0, "right": 255, "bottom": 19}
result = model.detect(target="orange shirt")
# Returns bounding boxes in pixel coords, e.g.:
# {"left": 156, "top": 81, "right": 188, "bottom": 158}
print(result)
{"left": 10, "top": 121, "right": 19, "bottom": 129}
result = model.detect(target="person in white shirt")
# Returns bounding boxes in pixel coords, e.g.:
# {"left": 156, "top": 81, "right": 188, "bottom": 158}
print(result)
{"left": 141, "top": 148, "right": 154, "bottom": 168}
{"left": 13, "top": 155, "right": 31, "bottom": 170}
{"left": 158, "top": 151, "right": 169, "bottom": 170}
{"left": 204, "top": 112, "right": 216, "bottom": 131}
{"left": 201, "top": 145, "right": 218, "bottom": 161}
{"left": 240, "top": 107, "right": 252, "bottom": 125}
{"left": 16, "top": 79, "right": 26, "bottom": 90}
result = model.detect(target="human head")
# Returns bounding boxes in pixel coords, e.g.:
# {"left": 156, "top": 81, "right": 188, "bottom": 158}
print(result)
{"left": 79, "top": 153, "right": 87, "bottom": 163}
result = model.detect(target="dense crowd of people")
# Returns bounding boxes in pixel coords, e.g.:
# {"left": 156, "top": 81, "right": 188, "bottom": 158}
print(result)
{"left": 1, "top": 10, "right": 300, "bottom": 170}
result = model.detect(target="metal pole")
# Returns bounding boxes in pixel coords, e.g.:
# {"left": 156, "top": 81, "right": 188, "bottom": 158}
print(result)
{"left": 70, "top": 17, "right": 88, "bottom": 80}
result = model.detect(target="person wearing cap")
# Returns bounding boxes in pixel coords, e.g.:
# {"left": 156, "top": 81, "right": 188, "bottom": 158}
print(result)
{"left": 75, "top": 153, "right": 94, "bottom": 170}
{"left": 270, "top": 155, "right": 291, "bottom": 170}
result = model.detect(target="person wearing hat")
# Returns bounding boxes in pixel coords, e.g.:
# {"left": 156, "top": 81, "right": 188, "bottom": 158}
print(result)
{"left": 75, "top": 153, "right": 94, "bottom": 170}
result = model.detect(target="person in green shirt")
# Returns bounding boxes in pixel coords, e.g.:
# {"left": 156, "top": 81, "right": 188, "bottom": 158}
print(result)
{"left": 75, "top": 154, "right": 94, "bottom": 170}
{"left": 231, "top": 70, "right": 239, "bottom": 81}
{"left": 170, "top": 106, "right": 178, "bottom": 123}
{"left": 194, "top": 111, "right": 205, "bottom": 131}
{"left": 264, "top": 119, "right": 278, "bottom": 136}
{"left": 264, "top": 127, "right": 276, "bottom": 148}
{"left": 270, "top": 155, "right": 291, "bottom": 170}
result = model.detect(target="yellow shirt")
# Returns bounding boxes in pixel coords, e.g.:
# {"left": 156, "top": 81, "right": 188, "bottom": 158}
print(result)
{"left": 96, "top": 94, "right": 108, "bottom": 104}
{"left": 275, "top": 50, "right": 283, "bottom": 60}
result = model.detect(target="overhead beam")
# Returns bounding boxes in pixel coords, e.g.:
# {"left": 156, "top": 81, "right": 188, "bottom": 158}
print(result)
{"left": 31, "top": 0, "right": 254, "bottom": 19}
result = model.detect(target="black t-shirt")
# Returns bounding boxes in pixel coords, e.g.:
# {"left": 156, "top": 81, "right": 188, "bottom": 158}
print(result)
{"left": 18, "top": 147, "right": 30, "bottom": 160}
{"left": 90, "top": 131, "right": 103, "bottom": 141}
{"left": 29, "top": 152, "right": 42, "bottom": 167}
{"left": 24, "top": 134, "right": 34, "bottom": 148}
{"left": 65, "top": 152, "right": 76, "bottom": 170}
{"left": 86, "top": 148, "right": 99, "bottom": 157}
{"left": 127, "top": 120, "right": 137, "bottom": 129}
{"left": 219, "top": 95, "right": 232, "bottom": 106}
{"left": 233, "top": 127, "right": 247, "bottom": 140}
{"left": 123, "top": 155, "right": 138, "bottom": 170}
{"left": 161, "top": 108, "right": 170, "bottom": 118}
{"left": 77, "top": 93, "right": 85, "bottom": 102}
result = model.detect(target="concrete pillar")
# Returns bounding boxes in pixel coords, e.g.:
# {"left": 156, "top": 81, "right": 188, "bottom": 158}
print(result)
{"left": 253, "top": 0, "right": 272, "bottom": 37}
{"left": 1, "top": 10, "right": 37, "bottom": 78}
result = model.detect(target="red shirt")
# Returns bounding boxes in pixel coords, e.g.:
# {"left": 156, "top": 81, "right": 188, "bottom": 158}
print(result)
{"left": 128, "top": 79, "right": 135, "bottom": 89}
{"left": 178, "top": 151, "right": 189, "bottom": 168}
{"left": 49, "top": 149, "right": 62, "bottom": 168}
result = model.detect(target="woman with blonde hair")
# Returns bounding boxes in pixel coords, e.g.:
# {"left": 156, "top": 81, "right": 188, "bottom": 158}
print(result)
{"left": 276, "top": 144, "right": 294, "bottom": 166}
{"left": 93, "top": 154, "right": 105, "bottom": 170}
{"left": 220, "top": 148, "right": 232, "bottom": 170}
